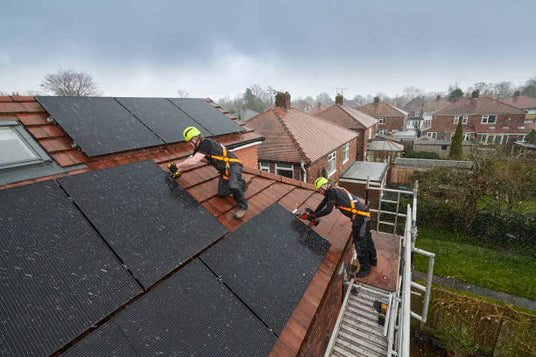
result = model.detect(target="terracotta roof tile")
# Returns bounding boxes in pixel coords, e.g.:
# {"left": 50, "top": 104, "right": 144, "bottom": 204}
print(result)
{"left": 0, "top": 96, "right": 13, "bottom": 103}
{"left": 51, "top": 150, "right": 89, "bottom": 167}
{"left": 39, "top": 137, "right": 74, "bottom": 153}
{"left": 0, "top": 102, "right": 26, "bottom": 113}
{"left": 12, "top": 95, "right": 36, "bottom": 102}
{"left": 435, "top": 96, "right": 525, "bottom": 115}
{"left": 500, "top": 95, "right": 536, "bottom": 110}
{"left": 358, "top": 102, "right": 408, "bottom": 117}
{"left": 26, "top": 124, "right": 67, "bottom": 139}
{"left": 16, "top": 113, "right": 49, "bottom": 126}
{"left": 317, "top": 105, "right": 379, "bottom": 130}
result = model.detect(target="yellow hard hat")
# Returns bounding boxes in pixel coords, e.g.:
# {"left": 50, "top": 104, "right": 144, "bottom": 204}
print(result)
{"left": 315, "top": 177, "right": 328, "bottom": 190}
{"left": 183, "top": 126, "right": 201, "bottom": 141}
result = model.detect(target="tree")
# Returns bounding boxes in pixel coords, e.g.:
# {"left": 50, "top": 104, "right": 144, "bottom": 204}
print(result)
{"left": 40, "top": 70, "right": 100, "bottom": 96}
{"left": 177, "top": 89, "right": 189, "bottom": 98}
{"left": 448, "top": 88, "right": 464, "bottom": 102}
{"left": 493, "top": 81, "right": 514, "bottom": 99}
{"left": 526, "top": 129, "right": 536, "bottom": 144}
{"left": 521, "top": 76, "right": 536, "bottom": 97}
{"left": 315, "top": 92, "right": 333, "bottom": 106}
{"left": 448, "top": 120, "right": 464, "bottom": 160}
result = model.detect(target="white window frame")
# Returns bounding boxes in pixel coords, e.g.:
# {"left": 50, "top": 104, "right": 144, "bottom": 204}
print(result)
{"left": 0, "top": 121, "right": 50, "bottom": 170}
{"left": 259, "top": 161, "right": 270, "bottom": 173}
{"left": 462, "top": 133, "right": 471, "bottom": 141}
{"left": 378, "top": 116, "right": 385, "bottom": 124}
{"left": 342, "top": 143, "right": 349, "bottom": 163}
{"left": 275, "top": 162, "right": 293, "bottom": 178}
{"left": 427, "top": 131, "right": 437, "bottom": 139}
{"left": 378, "top": 129, "right": 388, "bottom": 135}
{"left": 327, "top": 151, "right": 337, "bottom": 177}
{"left": 454, "top": 115, "right": 468, "bottom": 124}
{"left": 481, "top": 114, "right": 497, "bottom": 124}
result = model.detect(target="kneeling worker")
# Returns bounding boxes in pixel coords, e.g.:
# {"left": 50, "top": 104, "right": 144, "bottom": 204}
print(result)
{"left": 173, "top": 126, "right": 249, "bottom": 219}
{"left": 307, "top": 177, "right": 377, "bottom": 277}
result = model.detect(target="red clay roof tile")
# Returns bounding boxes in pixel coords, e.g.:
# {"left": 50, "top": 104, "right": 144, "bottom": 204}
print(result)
{"left": 16, "top": 113, "right": 49, "bottom": 126}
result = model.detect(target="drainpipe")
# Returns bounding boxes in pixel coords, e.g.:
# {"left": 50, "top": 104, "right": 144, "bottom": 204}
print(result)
{"left": 301, "top": 161, "right": 307, "bottom": 183}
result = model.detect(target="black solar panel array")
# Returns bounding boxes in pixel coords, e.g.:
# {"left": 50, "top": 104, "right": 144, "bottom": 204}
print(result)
{"left": 0, "top": 181, "right": 142, "bottom": 357}
{"left": 57, "top": 160, "right": 228, "bottom": 289}
{"left": 62, "top": 260, "right": 277, "bottom": 357}
{"left": 201, "top": 203, "right": 331, "bottom": 335}
{"left": 36, "top": 96, "right": 244, "bottom": 157}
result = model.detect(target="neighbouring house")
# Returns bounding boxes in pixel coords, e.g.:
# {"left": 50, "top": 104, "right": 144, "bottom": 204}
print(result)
{"left": 0, "top": 95, "right": 408, "bottom": 357}
{"left": 424, "top": 91, "right": 533, "bottom": 145}
{"left": 366, "top": 135, "right": 405, "bottom": 165}
{"left": 245, "top": 92, "right": 358, "bottom": 185}
{"left": 406, "top": 96, "right": 451, "bottom": 132}
{"left": 412, "top": 137, "right": 472, "bottom": 159}
{"left": 316, "top": 95, "right": 379, "bottom": 161}
{"left": 337, "top": 161, "right": 388, "bottom": 210}
{"left": 390, "top": 157, "right": 474, "bottom": 185}
{"left": 500, "top": 93, "right": 536, "bottom": 123}
{"left": 358, "top": 99, "right": 408, "bottom": 135}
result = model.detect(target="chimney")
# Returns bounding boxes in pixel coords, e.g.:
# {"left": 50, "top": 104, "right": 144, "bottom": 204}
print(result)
{"left": 514, "top": 91, "right": 521, "bottom": 97}
{"left": 275, "top": 91, "right": 291, "bottom": 109}
{"left": 335, "top": 94, "right": 344, "bottom": 105}
{"left": 373, "top": 96, "right": 380, "bottom": 104}
{"left": 471, "top": 89, "right": 480, "bottom": 98}
{"left": 436, "top": 94, "right": 441, "bottom": 101}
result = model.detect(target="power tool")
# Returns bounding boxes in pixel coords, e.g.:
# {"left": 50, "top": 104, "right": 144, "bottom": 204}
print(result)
{"left": 167, "top": 162, "right": 182, "bottom": 179}
{"left": 294, "top": 207, "right": 320, "bottom": 226}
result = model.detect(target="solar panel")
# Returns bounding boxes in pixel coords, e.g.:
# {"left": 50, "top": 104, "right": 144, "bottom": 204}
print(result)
{"left": 62, "top": 260, "right": 277, "bottom": 357}
{"left": 57, "top": 160, "right": 228, "bottom": 289}
{"left": 36, "top": 96, "right": 163, "bottom": 157}
{"left": 115, "top": 97, "right": 203, "bottom": 143}
{"left": 0, "top": 181, "right": 142, "bottom": 357}
{"left": 169, "top": 98, "right": 244, "bottom": 137}
{"left": 201, "top": 203, "right": 331, "bottom": 335}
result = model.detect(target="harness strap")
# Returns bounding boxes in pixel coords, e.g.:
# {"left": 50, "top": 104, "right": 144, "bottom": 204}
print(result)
{"left": 334, "top": 186, "right": 370, "bottom": 219}
{"left": 206, "top": 144, "right": 241, "bottom": 180}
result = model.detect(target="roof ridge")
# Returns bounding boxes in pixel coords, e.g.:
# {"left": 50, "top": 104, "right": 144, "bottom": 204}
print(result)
{"left": 294, "top": 106, "right": 359, "bottom": 136}
{"left": 271, "top": 108, "right": 311, "bottom": 164}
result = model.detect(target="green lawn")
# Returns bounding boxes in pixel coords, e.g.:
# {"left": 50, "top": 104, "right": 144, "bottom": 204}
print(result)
{"left": 414, "top": 230, "right": 536, "bottom": 301}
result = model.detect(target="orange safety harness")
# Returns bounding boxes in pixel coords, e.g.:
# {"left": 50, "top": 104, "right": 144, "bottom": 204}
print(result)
{"left": 333, "top": 186, "right": 370, "bottom": 220}
{"left": 206, "top": 144, "right": 242, "bottom": 180}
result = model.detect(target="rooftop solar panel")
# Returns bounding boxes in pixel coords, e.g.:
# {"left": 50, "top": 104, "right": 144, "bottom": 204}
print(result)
{"left": 169, "top": 98, "right": 244, "bottom": 137}
{"left": 36, "top": 96, "right": 163, "bottom": 157}
{"left": 0, "top": 181, "right": 142, "bottom": 357}
{"left": 115, "top": 97, "right": 206, "bottom": 143}
{"left": 62, "top": 260, "right": 277, "bottom": 357}
{"left": 201, "top": 203, "right": 331, "bottom": 335}
{"left": 57, "top": 160, "right": 228, "bottom": 289}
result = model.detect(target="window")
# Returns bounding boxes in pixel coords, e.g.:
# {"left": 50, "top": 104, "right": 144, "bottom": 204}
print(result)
{"left": 342, "top": 143, "right": 349, "bottom": 163}
{"left": 327, "top": 151, "right": 336, "bottom": 177}
{"left": 481, "top": 114, "right": 497, "bottom": 124}
{"left": 275, "top": 163, "right": 293, "bottom": 178}
{"left": 378, "top": 116, "right": 385, "bottom": 124}
{"left": 454, "top": 115, "right": 468, "bottom": 124}
{"left": 378, "top": 129, "right": 388, "bottom": 135}
{"left": 463, "top": 133, "right": 471, "bottom": 141}
{"left": 259, "top": 161, "right": 270, "bottom": 172}
{"left": 0, "top": 121, "right": 49, "bottom": 169}
{"left": 427, "top": 132, "right": 437, "bottom": 139}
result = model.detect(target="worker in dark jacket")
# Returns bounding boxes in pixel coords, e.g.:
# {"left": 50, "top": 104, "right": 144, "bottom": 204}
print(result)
{"left": 173, "top": 126, "right": 249, "bottom": 219}
{"left": 308, "top": 177, "right": 377, "bottom": 277}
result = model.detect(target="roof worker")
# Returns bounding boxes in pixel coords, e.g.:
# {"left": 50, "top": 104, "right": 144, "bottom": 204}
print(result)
{"left": 308, "top": 177, "right": 377, "bottom": 278}
{"left": 173, "top": 126, "right": 249, "bottom": 219}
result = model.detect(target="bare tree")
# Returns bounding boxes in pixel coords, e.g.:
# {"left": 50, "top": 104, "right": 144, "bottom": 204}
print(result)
{"left": 176, "top": 89, "right": 189, "bottom": 98}
{"left": 40, "top": 70, "right": 100, "bottom": 96}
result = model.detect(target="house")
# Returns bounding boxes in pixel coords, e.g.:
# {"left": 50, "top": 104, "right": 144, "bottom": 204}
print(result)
{"left": 500, "top": 94, "right": 536, "bottom": 123}
{"left": 413, "top": 137, "right": 472, "bottom": 159}
{"left": 424, "top": 92, "right": 532, "bottom": 145}
{"left": 0, "top": 95, "right": 402, "bottom": 356}
{"left": 366, "top": 135, "right": 405, "bottom": 165}
{"left": 406, "top": 96, "right": 451, "bottom": 131}
{"left": 315, "top": 95, "right": 379, "bottom": 161}
{"left": 245, "top": 92, "right": 358, "bottom": 185}
{"left": 357, "top": 99, "right": 408, "bottom": 135}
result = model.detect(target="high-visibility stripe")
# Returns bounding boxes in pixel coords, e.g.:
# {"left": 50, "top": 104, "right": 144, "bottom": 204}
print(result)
{"left": 206, "top": 144, "right": 242, "bottom": 180}
{"left": 334, "top": 186, "right": 370, "bottom": 219}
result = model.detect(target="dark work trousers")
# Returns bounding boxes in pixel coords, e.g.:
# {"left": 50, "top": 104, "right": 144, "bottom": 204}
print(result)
{"left": 217, "top": 163, "right": 248, "bottom": 210}
{"left": 352, "top": 215, "right": 377, "bottom": 272}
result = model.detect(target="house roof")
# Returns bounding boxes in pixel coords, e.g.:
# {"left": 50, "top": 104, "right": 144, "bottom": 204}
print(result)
{"left": 339, "top": 161, "right": 388, "bottom": 184}
{"left": 358, "top": 102, "right": 408, "bottom": 117}
{"left": 420, "top": 98, "right": 451, "bottom": 113}
{"left": 434, "top": 96, "right": 525, "bottom": 116}
{"left": 246, "top": 107, "right": 358, "bottom": 164}
{"left": 317, "top": 104, "right": 379, "bottom": 130}
{"left": 1, "top": 95, "right": 399, "bottom": 356}
{"left": 500, "top": 95, "right": 536, "bottom": 110}
{"left": 308, "top": 104, "right": 329, "bottom": 115}
{"left": 368, "top": 138, "right": 405, "bottom": 152}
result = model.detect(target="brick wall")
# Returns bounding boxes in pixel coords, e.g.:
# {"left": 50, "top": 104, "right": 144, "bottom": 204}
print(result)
{"left": 307, "top": 138, "right": 358, "bottom": 185}
{"left": 429, "top": 113, "right": 526, "bottom": 140}
{"left": 380, "top": 115, "right": 405, "bottom": 132}
{"left": 299, "top": 236, "right": 354, "bottom": 356}
{"left": 338, "top": 181, "right": 381, "bottom": 211}
{"left": 232, "top": 144, "right": 258, "bottom": 169}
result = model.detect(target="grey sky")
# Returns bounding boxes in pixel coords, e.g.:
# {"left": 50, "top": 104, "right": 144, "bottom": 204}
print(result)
{"left": 2, "top": 0, "right": 535, "bottom": 100}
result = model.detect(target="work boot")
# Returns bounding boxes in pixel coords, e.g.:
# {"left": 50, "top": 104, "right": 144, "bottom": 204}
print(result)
{"left": 234, "top": 208, "right": 247, "bottom": 219}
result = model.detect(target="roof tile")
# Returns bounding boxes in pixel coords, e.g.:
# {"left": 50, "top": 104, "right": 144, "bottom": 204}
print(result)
{"left": 16, "top": 113, "right": 49, "bottom": 126}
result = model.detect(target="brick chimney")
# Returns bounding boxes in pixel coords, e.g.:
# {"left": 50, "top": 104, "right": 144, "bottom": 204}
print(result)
{"left": 514, "top": 91, "right": 521, "bottom": 97}
{"left": 335, "top": 94, "right": 344, "bottom": 105}
{"left": 471, "top": 89, "right": 480, "bottom": 98}
{"left": 275, "top": 91, "right": 291, "bottom": 109}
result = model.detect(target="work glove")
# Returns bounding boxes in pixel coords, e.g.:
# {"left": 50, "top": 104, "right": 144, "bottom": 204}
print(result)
{"left": 306, "top": 212, "right": 316, "bottom": 222}
{"left": 167, "top": 162, "right": 181, "bottom": 179}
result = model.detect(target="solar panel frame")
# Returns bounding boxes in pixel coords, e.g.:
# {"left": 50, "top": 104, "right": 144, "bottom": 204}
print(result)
{"left": 0, "top": 181, "right": 142, "bottom": 357}
{"left": 168, "top": 98, "right": 244, "bottom": 137}
{"left": 62, "top": 260, "right": 277, "bottom": 357}
{"left": 36, "top": 96, "right": 163, "bottom": 157}
{"left": 201, "top": 203, "right": 331, "bottom": 335}
{"left": 57, "top": 160, "right": 228, "bottom": 290}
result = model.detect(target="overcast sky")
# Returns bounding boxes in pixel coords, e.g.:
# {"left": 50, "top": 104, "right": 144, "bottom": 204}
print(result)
{"left": 2, "top": 0, "right": 535, "bottom": 101}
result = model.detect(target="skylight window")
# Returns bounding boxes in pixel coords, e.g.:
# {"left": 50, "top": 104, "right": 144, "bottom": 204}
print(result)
{"left": 0, "top": 121, "right": 49, "bottom": 169}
